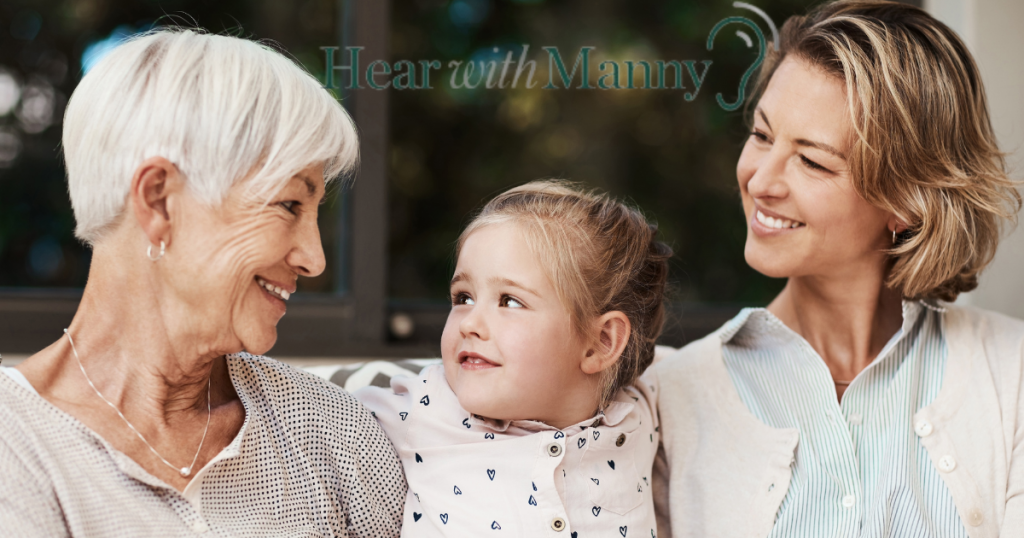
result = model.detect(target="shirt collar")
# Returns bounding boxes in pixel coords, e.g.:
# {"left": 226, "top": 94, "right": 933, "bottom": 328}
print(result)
{"left": 467, "top": 400, "right": 635, "bottom": 434}
{"left": 720, "top": 299, "right": 934, "bottom": 348}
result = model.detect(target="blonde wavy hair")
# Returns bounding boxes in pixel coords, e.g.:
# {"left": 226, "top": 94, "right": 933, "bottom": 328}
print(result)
{"left": 750, "top": 0, "right": 1021, "bottom": 300}
{"left": 457, "top": 181, "right": 673, "bottom": 405}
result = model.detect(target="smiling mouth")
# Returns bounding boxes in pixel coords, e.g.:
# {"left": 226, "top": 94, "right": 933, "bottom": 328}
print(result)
{"left": 755, "top": 209, "right": 805, "bottom": 230}
{"left": 458, "top": 352, "right": 499, "bottom": 369}
{"left": 256, "top": 277, "right": 291, "bottom": 301}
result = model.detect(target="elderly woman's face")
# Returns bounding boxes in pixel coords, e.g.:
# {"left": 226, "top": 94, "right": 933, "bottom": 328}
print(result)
{"left": 167, "top": 163, "right": 326, "bottom": 356}
{"left": 736, "top": 57, "right": 892, "bottom": 280}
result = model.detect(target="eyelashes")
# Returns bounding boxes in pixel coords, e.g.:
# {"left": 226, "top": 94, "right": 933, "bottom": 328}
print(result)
{"left": 749, "top": 130, "right": 833, "bottom": 173}
{"left": 499, "top": 295, "right": 524, "bottom": 308}
{"left": 452, "top": 292, "right": 475, "bottom": 306}
{"left": 799, "top": 155, "right": 830, "bottom": 172}
{"left": 449, "top": 292, "right": 525, "bottom": 309}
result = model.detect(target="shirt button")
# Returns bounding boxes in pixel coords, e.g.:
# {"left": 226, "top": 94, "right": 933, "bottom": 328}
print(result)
{"left": 547, "top": 442, "right": 563, "bottom": 457}
{"left": 848, "top": 413, "right": 863, "bottom": 426}
{"left": 191, "top": 519, "right": 209, "bottom": 534}
{"left": 915, "top": 420, "right": 933, "bottom": 437}
{"left": 550, "top": 517, "right": 566, "bottom": 531}
{"left": 615, "top": 433, "right": 627, "bottom": 447}
{"left": 841, "top": 495, "right": 856, "bottom": 508}
{"left": 938, "top": 455, "right": 957, "bottom": 472}
{"left": 967, "top": 508, "right": 984, "bottom": 527}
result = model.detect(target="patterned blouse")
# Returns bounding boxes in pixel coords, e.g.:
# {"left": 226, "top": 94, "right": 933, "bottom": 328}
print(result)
{"left": 0, "top": 353, "right": 407, "bottom": 537}
{"left": 356, "top": 364, "right": 660, "bottom": 538}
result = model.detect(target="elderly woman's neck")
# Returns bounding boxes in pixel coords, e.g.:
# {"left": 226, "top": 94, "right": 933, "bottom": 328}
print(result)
{"left": 41, "top": 243, "right": 234, "bottom": 415}
{"left": 768, "top": 267, "right": 904, "bottom": 382}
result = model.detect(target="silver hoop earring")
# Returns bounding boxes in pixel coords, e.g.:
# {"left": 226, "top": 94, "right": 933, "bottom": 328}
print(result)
{"left": 147, "top": 240, "right": 165, "bottom": 261}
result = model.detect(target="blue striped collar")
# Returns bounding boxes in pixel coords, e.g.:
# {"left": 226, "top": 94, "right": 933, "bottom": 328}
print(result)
{"left": 718, "top": 299, "right": 940, "bottom": 351}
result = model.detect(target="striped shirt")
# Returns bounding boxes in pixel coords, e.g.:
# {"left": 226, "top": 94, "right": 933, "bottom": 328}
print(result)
{"left": 721, "top": 301, "right": 968, "bottom": 537}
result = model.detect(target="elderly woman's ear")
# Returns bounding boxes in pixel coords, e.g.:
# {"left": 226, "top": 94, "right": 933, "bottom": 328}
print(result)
{"left": 129, "top": 156, "right": 185, "bottom": 250}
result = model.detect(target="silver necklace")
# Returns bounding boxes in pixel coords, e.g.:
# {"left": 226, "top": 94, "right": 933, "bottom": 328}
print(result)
{"left": 64, "top": 329, "right": 212, "bottom": 478}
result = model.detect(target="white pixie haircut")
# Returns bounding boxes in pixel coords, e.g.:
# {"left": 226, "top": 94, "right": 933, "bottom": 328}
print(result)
{"left": 63, "top": 28, "right": 358, "bottom": 244}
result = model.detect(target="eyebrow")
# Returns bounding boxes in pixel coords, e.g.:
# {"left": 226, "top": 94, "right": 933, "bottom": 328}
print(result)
{"left": 794, "top": 138, "right": 847, "bottom": 160}
{"left": 757, "top": 108, "right": 772, "bottom": 131}
{"left": 448, "top": 273, "right": 541, "bottom": 297}
{"left": 758, "top": 107, "right": 847, "bottom": 160}
{"left": 450, "top": 272, "right": 470, "bottom": 287}
{"left": 297, "top": 174, "right": 326, "bottom": 204}
{"left": 491, "top": 277, "right": 540, "bottom": 297}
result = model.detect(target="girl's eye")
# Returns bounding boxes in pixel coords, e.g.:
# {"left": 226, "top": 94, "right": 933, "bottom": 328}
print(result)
{"left": 452, "top": 292, "right": 474, "bottom": 306}
{"left": 800, "top": 154, "right": 830, "bottom": 172}
{"left": 499, "top": 295, "right": 524, "bottom": 308}
{"left": 280, "top": 201, "right": 298, "bottom": 214}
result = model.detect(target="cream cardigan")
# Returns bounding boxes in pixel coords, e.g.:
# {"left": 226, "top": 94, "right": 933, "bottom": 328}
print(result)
{"left": 650, "top": 305, "right": 1024, "bottom": 538}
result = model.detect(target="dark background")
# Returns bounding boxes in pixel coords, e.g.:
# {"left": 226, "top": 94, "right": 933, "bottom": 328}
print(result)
{"left": 0, "top": 0, "right": 920, "bottom": 357}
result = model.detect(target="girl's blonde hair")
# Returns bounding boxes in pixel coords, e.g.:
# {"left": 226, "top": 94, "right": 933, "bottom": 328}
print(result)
{"left": 457, "top": 181, "right": 672, "bottom": 404}
{"left": 750, "top": 0, "right": 1021, "bottom": 300}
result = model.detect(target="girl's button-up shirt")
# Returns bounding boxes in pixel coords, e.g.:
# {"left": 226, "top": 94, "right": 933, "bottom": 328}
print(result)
{"left": 357, "top": 364, "right": 660, "bottom": 538}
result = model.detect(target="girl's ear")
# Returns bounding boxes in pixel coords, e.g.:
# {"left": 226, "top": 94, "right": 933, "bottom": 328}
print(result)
{"left": 581, "top": 311, "right": 631, "bottom": 375}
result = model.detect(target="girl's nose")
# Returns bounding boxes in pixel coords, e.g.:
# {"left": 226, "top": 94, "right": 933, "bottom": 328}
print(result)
{"left": 459, "top": 304, "right": 488, "bottom": 340}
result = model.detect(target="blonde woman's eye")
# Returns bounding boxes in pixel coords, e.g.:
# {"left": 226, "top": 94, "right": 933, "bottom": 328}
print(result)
{"left": 800, "top": 154, "right": 830, "bottom": 172}
{"left": 750, "top": 130, "right": 769, "bottom": 143}
{"left": 500, "top": 295, "right": 524, "bottom": 308}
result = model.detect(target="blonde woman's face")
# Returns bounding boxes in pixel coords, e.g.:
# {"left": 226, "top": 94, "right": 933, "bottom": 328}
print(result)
{"left": 737, "top": 57, "right": 892, "bottom": 280}
{"left": 442, "top": 222, "right": 591, "bottom": 424}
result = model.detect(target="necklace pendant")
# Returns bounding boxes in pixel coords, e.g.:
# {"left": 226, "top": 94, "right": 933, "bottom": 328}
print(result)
{"left": 180, "top": 467, "right": 191, "bottom": 477}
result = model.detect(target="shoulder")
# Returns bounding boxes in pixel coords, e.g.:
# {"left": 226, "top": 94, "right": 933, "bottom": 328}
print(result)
{"left": 941, "top": 305, "right": 1024, "bottom": 403}
{"left": 944, "top": 304, "right": 1024, "bottom": 349}
{"left": 943, "top": 305, "right": 1024, "bottom": 378}
{"left": 228, "top": 352, "right": 372, "bottom": 427}
{"left": 649, "top": 331, "right": 725, "bottom": 384}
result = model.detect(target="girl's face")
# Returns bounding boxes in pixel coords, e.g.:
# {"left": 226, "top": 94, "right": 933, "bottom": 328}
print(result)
{"left": 737, "top": 56, "right": 892, "bottom": 280}
{"left": 441, "top": 222, "right": 595, "bottom": 425}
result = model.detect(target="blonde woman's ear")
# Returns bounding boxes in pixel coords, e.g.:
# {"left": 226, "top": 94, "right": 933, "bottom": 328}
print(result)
{"left": 581, "top": 311, "right": 631, "bottom": 375}
{"left": 887, "top": 215, "right": 909, "bottom": 235}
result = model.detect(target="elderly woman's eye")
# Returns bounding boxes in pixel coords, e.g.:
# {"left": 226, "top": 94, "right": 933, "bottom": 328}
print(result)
{"left": 500, "top": 295, "right": 524, "bottom": 308}
{"left": 280, "top": 201, "right": 298, "bottom": 214}
{"left": 452, "top": 292, "right": 474, "bottom": 306}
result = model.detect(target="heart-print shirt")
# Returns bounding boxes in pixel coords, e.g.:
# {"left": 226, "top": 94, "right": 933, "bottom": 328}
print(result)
{"left": 356, "top": 364, "right": 660, "bottom": 538}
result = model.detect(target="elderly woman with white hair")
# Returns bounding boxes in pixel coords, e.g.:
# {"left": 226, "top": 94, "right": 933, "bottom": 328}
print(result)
{"left": 0, "top": 29, "right": 406, "bottom": 536}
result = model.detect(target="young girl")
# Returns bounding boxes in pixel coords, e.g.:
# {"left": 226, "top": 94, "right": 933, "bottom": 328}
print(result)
{"left": 357, "top": 181, "right": 672, "bottom": 537}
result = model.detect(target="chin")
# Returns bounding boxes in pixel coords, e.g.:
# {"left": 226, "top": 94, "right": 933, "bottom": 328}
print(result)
{"left": 744, "top": 242, "right": 796, "bottom": 279}
{"left": 454, "top": 388, "right": 505, "bottom": 420}
{"left": 238, "top": 327, "right": 278, "bottom": 356}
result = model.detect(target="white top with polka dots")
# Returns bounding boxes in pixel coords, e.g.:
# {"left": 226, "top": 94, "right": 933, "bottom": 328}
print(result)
{"left": 356, "top": 364, "right": 660, "bottom": 538}
{"left": 0, "top": 353, "right": 407, "bottom": 537}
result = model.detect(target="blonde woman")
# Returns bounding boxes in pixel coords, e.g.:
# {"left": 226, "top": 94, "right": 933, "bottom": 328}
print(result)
{"left": 652, "top": 1, "right": 1023, "bottom": 537}
{"left": 0, "top": 30, "right": 405, "bottom": 536}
